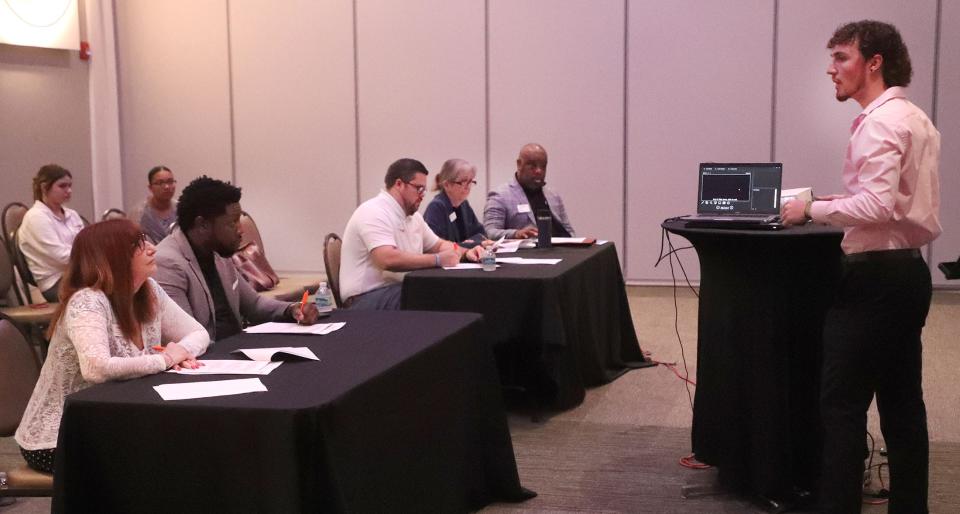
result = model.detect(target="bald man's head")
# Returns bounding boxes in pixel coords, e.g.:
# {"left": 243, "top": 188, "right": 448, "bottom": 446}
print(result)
{"left": 516, "top": 143, "right": 548, "bottom": 190}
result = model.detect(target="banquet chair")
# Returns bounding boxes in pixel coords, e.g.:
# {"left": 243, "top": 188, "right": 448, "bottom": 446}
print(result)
{"left": 1, "top": 202, "right": 28, "bottom": 259}
{"left": 1, "top": 236, "right": 57, "bottom": 361}
{"left": 10, "top": 231, "right": 41, "bottom": 306}
{"left": 101, "top": 208, "right": 127, "bottom": 221}
{"left": 239, "top": 211, "right": 266, "bottom": 257}
{"left": 323, "top": 233, "right": 343, "bottom": 308}
{"left": 238, "top": 211, "right": 322, "bottom": 302}
{"left": 0, "top": 317, "right": 54, "bottom": 499}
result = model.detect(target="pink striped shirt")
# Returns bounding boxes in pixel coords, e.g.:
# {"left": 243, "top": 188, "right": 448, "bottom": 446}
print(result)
{"left": 809, "top": 87, "right": 941, "bottom": 254}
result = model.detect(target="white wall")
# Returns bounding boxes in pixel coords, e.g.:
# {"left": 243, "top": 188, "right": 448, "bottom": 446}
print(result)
{"left": 97, "top": 1, "right": 960, "bottom": 284}
{"left": 356, "top": 0, "right": 487, "bottom": 211}
{"left": 0, "top": 44, "right": 93, "bottom": 219}
{"left": 625, "top": 0, "right": 775, "bottom": 282}
{"left": 114, "top": 0, "right": 234, "bottom": 211}
{"left": 228, "top": 0, "right": 357, "bottom": 271}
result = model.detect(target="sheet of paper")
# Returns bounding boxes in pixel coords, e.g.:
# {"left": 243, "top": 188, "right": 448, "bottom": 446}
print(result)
{"left": 495, "top": 257, "right": 562, "bottom": 265}
{"left": 443, "top": 263, "right": 499, "bottom": 270}
{"left": 153, "top": 378, "right": 267, "bottom": 401}
{"left": 233, "top": 346, "right": 320, "bottom": 361}
{"left": 494, "top": 239, "right": 521, "bottom": 254}
{"left": 165, "top": 360, "right": 283, "bottom": 376}
{"left": 551, "top": 237, "right": 588, "bottom": 244}
{"left": 243, "top": 322, "right": 346, "bottom": 336}
{"left": 597, "top": 240, "right": 609, "bottom": 245}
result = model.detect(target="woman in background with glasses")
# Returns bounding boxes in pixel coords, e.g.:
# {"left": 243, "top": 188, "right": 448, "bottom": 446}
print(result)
{"left": 14, "top": 219, "right": 209, "bottom": 473}
{"left": 423, "top": 158, "right": 490, "bottom": 248}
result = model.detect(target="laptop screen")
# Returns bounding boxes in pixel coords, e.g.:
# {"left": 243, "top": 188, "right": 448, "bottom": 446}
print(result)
{"left": 697, "top": 163, "right": 782, "bottom": 215}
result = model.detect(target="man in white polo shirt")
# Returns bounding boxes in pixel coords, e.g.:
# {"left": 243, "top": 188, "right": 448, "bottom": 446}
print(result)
{"left": 340, "top": 158, "right": 483, "bottom": 310}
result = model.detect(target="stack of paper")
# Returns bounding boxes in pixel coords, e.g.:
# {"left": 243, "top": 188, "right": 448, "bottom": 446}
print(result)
{"left": 153, "top": 378, "right": 267, "bottom": 401}
{"left": 782, "top": 187, "right": 813, "bottom": 205}
{"left": 166, "top": 360, "right": 283, "bottom": 376}
{"left": 496, "top": 257, "right": 562, "bottom": 265}
{"left": 243, "top": 322, "right": 345, "bottom": 335}
{"left": 232, "top": 347, "right": 320, "bottom": 361}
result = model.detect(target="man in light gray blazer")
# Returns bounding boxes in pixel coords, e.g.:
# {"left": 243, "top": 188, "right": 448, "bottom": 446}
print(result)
{"left": 483, "top": 143, "right": 575, "bottom": 240}
{"left": 155, "top": 176, "right": 319, "bottom": 341}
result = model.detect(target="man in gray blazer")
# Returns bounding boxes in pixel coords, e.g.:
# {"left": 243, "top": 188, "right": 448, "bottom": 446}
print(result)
{"left": 155, "top": 176, "right": 319, "bottom": 341}
{"left": 483, "top": 143, "right": 575, "bottom": 239}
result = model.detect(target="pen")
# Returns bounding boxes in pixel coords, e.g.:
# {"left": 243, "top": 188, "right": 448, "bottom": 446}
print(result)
{"left": 151, "top": 345, "right": 165, "bottom": 352}
{"left": 299, "top": 289, "right": 309, "bottom": 323}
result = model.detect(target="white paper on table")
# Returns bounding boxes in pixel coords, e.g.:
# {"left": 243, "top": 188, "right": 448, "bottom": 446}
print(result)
{"left": 243, "top": 322, "right": 346, "bottom": 336}
{"left": 232, "top": 346, "right": 320, "bottom": 361}
{"left": 443, "top": 263, "right": 500, "bottom": 270}
{"left": 153, "top": 378, "right": 267, "bottom": 401}
{"left": 493, "top": 240, "right": 521, "bottom": 254}
{"left": 495, "top": 257, "right": 562, "bottom": 265}
{"left": 165, "top": 360, "right": 283, "bottom": 376}
{"left": 551, "top": 237, "right": 588, "bottom": 244}
{"left": 597, "top": 240, "right": 609, "bottom": 245}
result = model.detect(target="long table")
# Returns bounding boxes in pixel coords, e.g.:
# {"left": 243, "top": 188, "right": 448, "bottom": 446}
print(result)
{"left": 662, "top": 220, "right": 843, "bottom": 502}
{"left": 402, "top": 243, "right": 652, "bottom": 410}
{"left": 53, "top": 310, "right": 533, "bottom": 513}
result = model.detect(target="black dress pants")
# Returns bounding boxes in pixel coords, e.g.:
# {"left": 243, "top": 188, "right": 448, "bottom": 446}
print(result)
{"left": 819, "top": 251, "right": 931, "bottom": 514}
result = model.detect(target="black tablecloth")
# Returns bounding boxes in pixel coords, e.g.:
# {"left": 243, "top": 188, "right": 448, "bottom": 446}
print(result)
{"left": 53, "top": 310, "right": 533, "bottom": 513}
{"left": 662, "top": 220, "right": 844, "bottom": 500}
{"left": 401, "top": 243, "right": 650, "bottom": 410}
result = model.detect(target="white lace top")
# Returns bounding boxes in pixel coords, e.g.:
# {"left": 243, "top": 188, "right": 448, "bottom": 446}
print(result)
{"left": 15, "top": 279, "right": 209, "bottom": 450}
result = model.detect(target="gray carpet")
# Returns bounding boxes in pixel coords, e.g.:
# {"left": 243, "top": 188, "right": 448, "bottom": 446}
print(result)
{"left": 482, "top": 418, "right": 960, "bottom": 513}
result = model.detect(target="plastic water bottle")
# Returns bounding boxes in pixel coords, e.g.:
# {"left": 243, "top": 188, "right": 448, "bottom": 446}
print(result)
{"left": 314, "top": 282, "right": 335, "bottom": 313}
{"left": 481, "top": 247, "right": 496, "bottom": 272}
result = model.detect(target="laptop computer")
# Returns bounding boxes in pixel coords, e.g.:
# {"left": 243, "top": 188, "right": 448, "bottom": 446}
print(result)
{"left": 684, "top": 162, "right": 785, "bottom": 230}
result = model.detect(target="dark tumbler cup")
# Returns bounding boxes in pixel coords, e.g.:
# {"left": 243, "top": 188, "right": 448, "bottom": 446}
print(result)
{"left": 536, "top": 211, "right": 552, "bottom": 248}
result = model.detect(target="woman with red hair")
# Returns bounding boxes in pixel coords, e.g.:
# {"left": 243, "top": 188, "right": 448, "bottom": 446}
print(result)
{"left": 14, "top": 219, "right": 209, "bottom": 473}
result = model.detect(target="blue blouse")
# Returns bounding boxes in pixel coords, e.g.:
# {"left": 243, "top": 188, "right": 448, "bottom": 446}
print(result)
{"left": 423, "top": 191, "right": 486, "bottom": 248}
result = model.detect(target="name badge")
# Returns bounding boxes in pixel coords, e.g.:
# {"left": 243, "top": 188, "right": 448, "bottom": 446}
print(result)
{"left": 232, "top": 278, "right": 239, "bottom": 290}
{"left": 448, "top": 212, "right": 458, "bottom": 222}
{"left": 517, "top": 203, "right": 531, "bottom": 213}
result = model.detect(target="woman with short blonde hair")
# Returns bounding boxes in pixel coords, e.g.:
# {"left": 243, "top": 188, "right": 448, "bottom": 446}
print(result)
{"left": 423, "top": 158, "right": 489, "bottom": 248}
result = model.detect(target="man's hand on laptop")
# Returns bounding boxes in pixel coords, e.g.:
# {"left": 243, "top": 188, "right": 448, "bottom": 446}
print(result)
{"left": 780, "top": 199, "right": 810, "bottom": 226}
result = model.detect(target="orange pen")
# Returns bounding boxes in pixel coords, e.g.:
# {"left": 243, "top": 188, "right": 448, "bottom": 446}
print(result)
{"left": 299, "top": 289, "right": 309, "bottom": 318}
{"left": 151, "top": 345, "right": 165, "bottom": 352}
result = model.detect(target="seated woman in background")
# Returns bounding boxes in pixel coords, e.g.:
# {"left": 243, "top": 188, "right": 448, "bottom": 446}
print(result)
{"left": 423, "top": 158, "right": 490, "bottom": 248}
{"left": 14, "top": 219, "right": 209, "bottom": 473}
{"left": 18, "top": 164, "right": 85, "bottom": 302}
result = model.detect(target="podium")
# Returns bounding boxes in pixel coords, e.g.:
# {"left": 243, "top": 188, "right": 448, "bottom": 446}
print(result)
{"left": 663, "top": 220, "right": 843, "bottom": 501}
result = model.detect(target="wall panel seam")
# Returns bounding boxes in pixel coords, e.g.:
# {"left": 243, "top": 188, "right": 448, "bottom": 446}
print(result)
{"left": 770, "top": 0, "right": 779, "bottom": 162}
{"left": 622, "top": 0, "right": 629, "bottom": 277}
{"left": 353, "top": 0, "right": 361, "bottom": 206}
{"left": 226, "top": 0, "right": 237, "bottom": 184}
{"left": 484, "top": 0, "right": 491, "bottom": 196}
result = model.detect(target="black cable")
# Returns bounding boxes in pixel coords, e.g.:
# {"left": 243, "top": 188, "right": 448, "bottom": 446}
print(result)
{"left": 656, "top": 227, "right": 695, "bottom": 409}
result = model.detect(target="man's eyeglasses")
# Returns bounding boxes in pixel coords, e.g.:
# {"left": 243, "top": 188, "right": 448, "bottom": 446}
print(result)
{"left": 151, "top": 179, "right": 177, "bottom": 187}
{"left": 454, "top": 179, "right": 478, "bottom": 187}
{"left": 403, "top": 181, "right": 426, "bottom": 195}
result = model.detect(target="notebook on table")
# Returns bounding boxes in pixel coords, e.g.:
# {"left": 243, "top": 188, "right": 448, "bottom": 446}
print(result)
{"left": 684, "top": 162, "right": 785, "bottom": 230}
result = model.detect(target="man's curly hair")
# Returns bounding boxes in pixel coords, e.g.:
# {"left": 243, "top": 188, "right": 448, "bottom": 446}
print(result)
{"left": 176, "top": 176, "right": 242, "bottom": 231}
{"left": 829, "top": 20, "right": 912, "bottom": 88}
